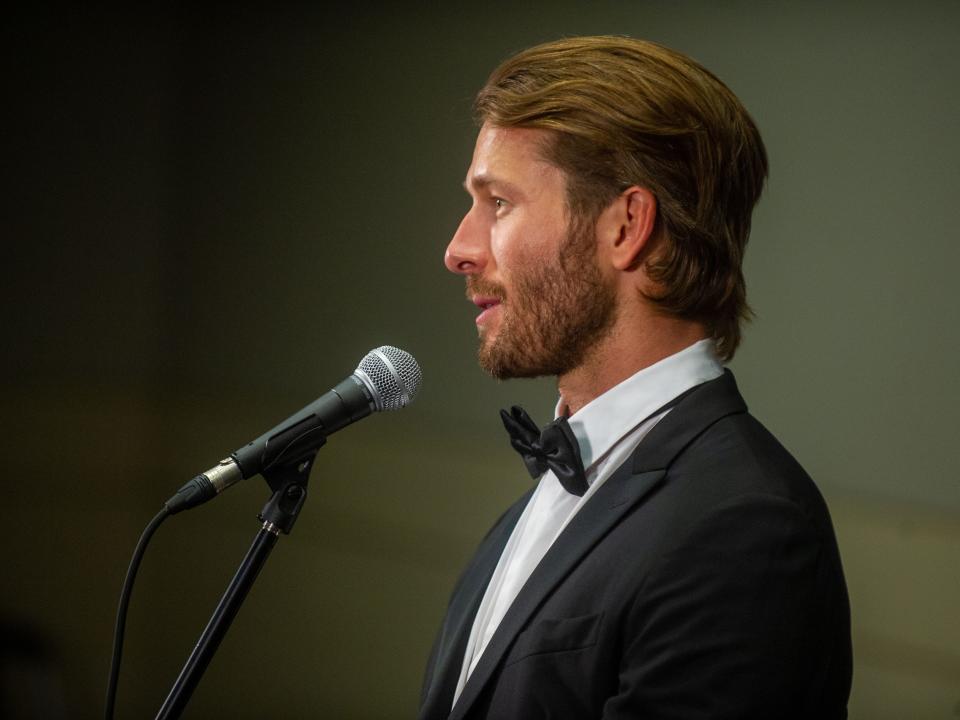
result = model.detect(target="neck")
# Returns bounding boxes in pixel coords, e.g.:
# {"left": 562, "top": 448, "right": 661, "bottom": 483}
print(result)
{"left": 557, "top": 314, "right": 709, "bottom": 416}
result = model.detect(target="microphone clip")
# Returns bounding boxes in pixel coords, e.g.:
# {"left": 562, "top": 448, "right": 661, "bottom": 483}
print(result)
{"left": 258, "top": 452, "right": 316, "bottom": 535}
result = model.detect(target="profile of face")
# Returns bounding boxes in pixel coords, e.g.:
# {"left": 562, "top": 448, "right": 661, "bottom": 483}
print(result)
{"left": 445, "top": 124, "right": 616, "bottom": 379}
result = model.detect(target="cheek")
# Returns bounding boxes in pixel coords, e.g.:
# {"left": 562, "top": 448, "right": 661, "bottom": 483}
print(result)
{"left": 489, "top": 227, "right": 522, "bottom": 279}
{"left": 493, "top": 218, "right": 560, "bottom": 272}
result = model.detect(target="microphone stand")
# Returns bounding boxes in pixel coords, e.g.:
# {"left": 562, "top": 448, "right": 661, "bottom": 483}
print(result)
{"left": 155, "top": 454, "right": 318, "bottom": 720}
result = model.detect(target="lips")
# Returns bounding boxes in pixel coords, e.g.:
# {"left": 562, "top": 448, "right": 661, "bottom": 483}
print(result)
{"left": 472, "top": 296, "right": 502, "bottom": 326}
{"left": 473, "top": 296, "right": 501, "bottom": 310}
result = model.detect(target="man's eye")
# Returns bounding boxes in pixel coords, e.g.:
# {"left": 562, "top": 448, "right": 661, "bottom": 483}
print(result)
{"left": 494, "top": 198, "right": 507, "bottom": 210}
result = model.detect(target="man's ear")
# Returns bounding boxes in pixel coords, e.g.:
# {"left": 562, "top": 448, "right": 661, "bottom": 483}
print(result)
{"left": 598, "top": 186, "right": 658, "bottom": 271}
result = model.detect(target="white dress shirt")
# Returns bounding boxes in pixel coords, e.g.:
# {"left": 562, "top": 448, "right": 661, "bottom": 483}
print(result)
{"left": 452, "top": 339, "right": 724, "bottom": 707}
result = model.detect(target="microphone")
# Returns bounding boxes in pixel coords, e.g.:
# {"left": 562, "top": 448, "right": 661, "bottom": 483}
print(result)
{"left": 164, "top": 346, "right": 422, "bottom": 514}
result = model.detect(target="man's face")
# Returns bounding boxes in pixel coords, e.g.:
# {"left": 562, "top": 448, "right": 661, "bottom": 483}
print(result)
{"left": 445, "top": 124, "right": 616, "bottom": 379}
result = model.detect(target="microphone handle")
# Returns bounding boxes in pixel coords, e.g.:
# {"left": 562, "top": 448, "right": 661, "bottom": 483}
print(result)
{"left": 232, "top": 374, "right": 374, "bottom": 477}
{"left": 164, "top": 374, "right": 374, "bottom": 515}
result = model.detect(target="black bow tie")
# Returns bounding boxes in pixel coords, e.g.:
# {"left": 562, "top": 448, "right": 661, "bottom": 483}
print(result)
{"left": 500, "top": 405, "right": 589, "bottom": 496}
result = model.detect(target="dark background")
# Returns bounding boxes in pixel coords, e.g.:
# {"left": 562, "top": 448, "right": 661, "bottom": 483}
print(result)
{"left": 3, "top": 3, "right": 959, "bottom": 718}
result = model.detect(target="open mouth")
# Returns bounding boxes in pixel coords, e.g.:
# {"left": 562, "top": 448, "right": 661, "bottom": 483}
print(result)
{"left": 472, "top": 296, "right": 502, "bottom": 325}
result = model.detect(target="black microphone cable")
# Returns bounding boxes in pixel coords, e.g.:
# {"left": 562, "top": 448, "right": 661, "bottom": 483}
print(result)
{"left": 104, "top": 506, "right": 170, "bottom": 720}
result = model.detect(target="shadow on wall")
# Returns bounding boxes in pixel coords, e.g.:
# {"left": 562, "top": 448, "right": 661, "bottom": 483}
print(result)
{"left": 0, "top": 617, "right": 68, "bottom": 720}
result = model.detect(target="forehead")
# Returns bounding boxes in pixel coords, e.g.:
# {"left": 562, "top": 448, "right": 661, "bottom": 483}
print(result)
{"left": 465, "top": 123, "right": 566, "bottom": 196}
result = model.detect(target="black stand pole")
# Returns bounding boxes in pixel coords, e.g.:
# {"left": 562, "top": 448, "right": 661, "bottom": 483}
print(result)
{"left": 155, "top": 456, "right": 316, "bottom": 720}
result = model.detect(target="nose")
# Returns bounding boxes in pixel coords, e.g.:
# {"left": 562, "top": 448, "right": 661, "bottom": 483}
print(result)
{"left": 444, "top": 209, "right": 487, "bottom": 276}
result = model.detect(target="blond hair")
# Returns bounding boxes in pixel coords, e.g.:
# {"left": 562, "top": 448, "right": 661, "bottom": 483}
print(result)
{"left": 475, "top": 36, "right": 768, "bottom": 360}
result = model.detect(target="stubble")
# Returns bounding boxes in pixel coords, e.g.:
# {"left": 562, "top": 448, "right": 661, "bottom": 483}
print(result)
{"left": 468, "top": 222, "right": 617, "bottom": 379}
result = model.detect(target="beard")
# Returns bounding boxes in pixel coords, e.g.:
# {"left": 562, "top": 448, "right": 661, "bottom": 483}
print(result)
{"left": 467, "top": 223, "right": 617, "bottom": 379}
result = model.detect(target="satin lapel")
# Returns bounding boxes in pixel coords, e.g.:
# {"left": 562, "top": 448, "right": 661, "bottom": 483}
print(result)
{"left": 448, "top": 369, "right": 748, "bottom": 720}
{"left": 419, "top": 493, "right": 531, "bottom": 720}
{"left": 449, "top": 460, "right": 665, "bottom": 719}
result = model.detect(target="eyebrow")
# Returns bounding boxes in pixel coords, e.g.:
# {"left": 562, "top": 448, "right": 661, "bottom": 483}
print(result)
{"left": 463, "top": 173, "right": 523, "bottom": 198}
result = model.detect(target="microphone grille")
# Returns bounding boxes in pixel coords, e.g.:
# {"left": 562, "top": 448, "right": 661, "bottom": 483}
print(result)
{"left": 355, "top": 346, "right": 422, "bottom": 411}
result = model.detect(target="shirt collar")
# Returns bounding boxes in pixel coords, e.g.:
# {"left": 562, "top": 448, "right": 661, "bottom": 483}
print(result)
{"left": 555, "top": 339, "right": 724, "bottom": 470}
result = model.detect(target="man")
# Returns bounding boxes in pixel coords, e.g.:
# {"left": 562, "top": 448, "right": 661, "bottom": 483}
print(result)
{"left": 421, "top": 36, "right": 851, "bottom": 719}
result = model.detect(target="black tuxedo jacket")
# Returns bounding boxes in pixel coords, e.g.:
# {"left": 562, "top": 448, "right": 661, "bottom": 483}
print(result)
{"left": 419, "top": 371, "right": 851, "bottom": 719}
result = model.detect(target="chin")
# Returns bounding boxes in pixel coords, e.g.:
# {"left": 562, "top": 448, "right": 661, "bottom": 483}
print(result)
{"left": 478, "top": 342, "right": 564, "bottom": 381}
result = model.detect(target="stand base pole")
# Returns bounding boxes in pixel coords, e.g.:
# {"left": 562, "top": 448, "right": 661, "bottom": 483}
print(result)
{"left": 155, "top": 523, "right": 280, "bottom": 720}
